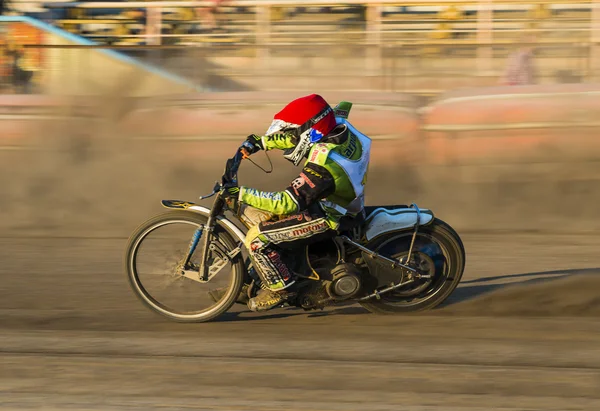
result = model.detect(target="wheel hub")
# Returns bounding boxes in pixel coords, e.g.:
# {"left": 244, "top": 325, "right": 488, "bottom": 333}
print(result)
{"left": 393, "top": 251, "right": 436, "bottom": 297}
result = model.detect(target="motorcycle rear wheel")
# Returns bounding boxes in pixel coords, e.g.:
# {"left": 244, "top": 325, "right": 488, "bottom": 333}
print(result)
{"left": 124, "top": 211, "right": 245, "bottom": 323}
{"left": 359, "top": 218, "right": 465, "bottom": 314}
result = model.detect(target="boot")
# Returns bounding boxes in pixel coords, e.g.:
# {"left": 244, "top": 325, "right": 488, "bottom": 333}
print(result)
{"left": 247, "top": 288, "right": 292, "bottom": 312}
{"left": 208, "top": 284, "right": 249, "bottom": 305}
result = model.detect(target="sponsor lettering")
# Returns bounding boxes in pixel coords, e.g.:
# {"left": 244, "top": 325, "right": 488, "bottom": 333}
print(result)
{"left": 261, "top": 213, "right": 306, "bottom": 227}
{"left": 299, "top": 172, "right": 315, "bottom": 188}
{"left": 291, "top": 221, "right": 328, "bottom": 237}
{"left": 264, "top": 231, "right": 295, "bottom": 242}
{"left": 343, "top": 133, "right": 358, "bottom": 158}
{"left": 334, "top": 109, "right": 349, "bottom": 117}
{"left": 291, "top": 173, "right": 315, "bottom": 195}
{"left": 286, "top": 136, "right": 311, "bottom": 164}
{"left": 252, "top": 252, "right": 282, "bottom": 285}
{"left": 309, "top": 144, "right": 329, "bottom": 163}
{"left": 263, "top": 216, "right": 326, "bottom": 243}
{"left": 268, "top": 133, "right": 287, "bottom": 141}
{"left": 311, "top": 107, "right": 333, "bottom": 124}
{"left": 267, "top": 250, "right": 291, "bottom": 281}
{"left": 285, "top": 212, "right": 309, "bottom": 222}
{"left": 303, "top": 167, "right": 323, "bottom": 178}
{"left": 245, "top": 188, "right": 282, "bottom": 202}
{"left": 291, "top": 177, "right": 305, "bottom": 194}
{"left": 261, "top": 219, "right": 279, "bottom": 227}
{"left": 310, "top": 149, "right": 319, "bottom": 162}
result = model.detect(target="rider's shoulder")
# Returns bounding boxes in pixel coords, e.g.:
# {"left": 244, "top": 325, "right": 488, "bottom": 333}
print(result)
{"left": 306, "top": 143, "right": 335, "bottom": 166}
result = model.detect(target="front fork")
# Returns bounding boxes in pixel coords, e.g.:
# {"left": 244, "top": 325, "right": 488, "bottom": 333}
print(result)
{"left": 197, "top": 225, "right": 214, "bottom": 281}
{"left": 196, "top": 196, "right": 229, "bottom": 282}
{"left": 177, "top": 198, "right": 221, "bottom": 282}
{"left": 181, "top": 221, "right": 237, "bottom": 284}
{"left": 183, "top": 226, "right": 204, "bottom": 268}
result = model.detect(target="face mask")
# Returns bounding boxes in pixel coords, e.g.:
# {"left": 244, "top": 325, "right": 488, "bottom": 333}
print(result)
{"left": 283, "top": 129, "right": 314, "bottom": 166}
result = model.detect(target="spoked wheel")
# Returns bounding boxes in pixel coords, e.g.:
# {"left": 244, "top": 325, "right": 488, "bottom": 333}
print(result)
{"left": 124, "top": 211, "right": 245, "bottom": 323}
{"left": 359, "top": 218, "right": 465, "bottom": 314}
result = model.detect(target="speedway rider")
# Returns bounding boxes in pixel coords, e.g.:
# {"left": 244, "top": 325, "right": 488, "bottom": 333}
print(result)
{"left": 215, "top": 94, "right": 372, "bottom": 312}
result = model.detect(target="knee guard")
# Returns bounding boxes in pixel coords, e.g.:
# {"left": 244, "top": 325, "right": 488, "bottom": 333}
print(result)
{"left": 246, "top": 233, "right": 295, "bottom": 291}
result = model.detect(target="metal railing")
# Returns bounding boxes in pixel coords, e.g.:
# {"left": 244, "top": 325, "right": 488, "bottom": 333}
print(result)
{"left": 27, "top": 1, "right": 600, "bottom": 74}
{"left": 8, "top": 1, "right": 599, "bottom": 45}
{"left": 1, "top": 1, "right": 598, "bottom": 94}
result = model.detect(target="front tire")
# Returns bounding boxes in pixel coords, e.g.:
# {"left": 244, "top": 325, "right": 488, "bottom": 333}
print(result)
{"left": 359, "top": 218, "right": 465, "bottom": 314}
{"left": 124, "top": 211, "right": 245, "bottom": 323}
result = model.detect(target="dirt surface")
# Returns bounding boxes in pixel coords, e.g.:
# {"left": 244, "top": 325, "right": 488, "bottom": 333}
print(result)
{"left": 2, "top": 100, "right": 600, "bottom": 410}
{"left": 2, "top": 234, "right": 600, "bottom": 411}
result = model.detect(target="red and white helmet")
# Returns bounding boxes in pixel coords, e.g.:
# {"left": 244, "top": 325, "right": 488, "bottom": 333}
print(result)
{"left": 265, "top": 94, "right": 337, "bottom": 166}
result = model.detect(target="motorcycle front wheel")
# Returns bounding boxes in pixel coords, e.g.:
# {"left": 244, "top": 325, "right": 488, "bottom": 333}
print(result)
{"left": 124, "top": 211, "right": 245, "bottom": 323}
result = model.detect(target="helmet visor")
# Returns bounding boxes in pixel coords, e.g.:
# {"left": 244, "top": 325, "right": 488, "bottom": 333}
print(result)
{"left": 265, "top": 119, "right": 299, "bottom": 136}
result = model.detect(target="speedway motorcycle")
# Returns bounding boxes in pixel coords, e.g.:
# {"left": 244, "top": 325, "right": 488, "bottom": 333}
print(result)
{"left": 124, "top": 146, "right": 466, "bottom": 323}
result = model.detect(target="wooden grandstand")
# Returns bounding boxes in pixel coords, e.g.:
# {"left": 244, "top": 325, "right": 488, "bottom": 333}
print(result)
{"left": 4, "top": 1, "right": 596, "bottom": 47}
{"left": 2, "top": 1, "right": 597, "bottom": 94}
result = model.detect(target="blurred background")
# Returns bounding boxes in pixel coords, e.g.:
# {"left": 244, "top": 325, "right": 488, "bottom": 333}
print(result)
{"left": 1, "top": 0, "right": 599, "bottom": 235}
{"left": 1, "top": 2, "right": 600, "bottom": 410}
{"left": 1, "top": 0, "right": 599, "bottom": 234}
{"left": 0, "top": 0, "right": 597, "bottom": 93}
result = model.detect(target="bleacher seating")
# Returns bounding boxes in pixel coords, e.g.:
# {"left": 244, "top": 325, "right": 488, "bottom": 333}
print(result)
{"left": 2, "top": 1, "right": 594, "bottom": 49}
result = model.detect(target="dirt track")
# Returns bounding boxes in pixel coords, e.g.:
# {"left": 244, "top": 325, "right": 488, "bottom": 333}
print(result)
{"left": 2, "top": 234, "right": 600, "bottom": 411}
{"left": 2, "top": 97, "right": 600, "bottom": 409}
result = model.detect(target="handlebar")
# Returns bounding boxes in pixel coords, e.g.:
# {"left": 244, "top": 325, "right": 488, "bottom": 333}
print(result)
{"left": 196, "top": 146, "right": 247, "bottom": 282}
{"left": 199, "top": 147, "right": 244, "bottom": 200}
{"left": 222, "top": 148, "right": 244, "bottom": 187}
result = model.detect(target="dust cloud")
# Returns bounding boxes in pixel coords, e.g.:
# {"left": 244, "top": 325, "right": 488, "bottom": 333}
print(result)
{"left": 1, "top": 90, "right": 600, "bottom": 317}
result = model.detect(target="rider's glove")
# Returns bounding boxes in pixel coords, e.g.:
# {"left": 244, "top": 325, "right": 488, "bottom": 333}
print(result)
{"left": 241, "top": 134, "right": 263, "bottom": 158}
{"left": 223, "top": 186, "right": 241, "bottom": 213}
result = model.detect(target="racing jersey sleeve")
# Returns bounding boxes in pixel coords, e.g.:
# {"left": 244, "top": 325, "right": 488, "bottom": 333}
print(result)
{"left": 258, "top": 133, "right": 298, "bottom": 151}
{"left": 239, "top": 163, "right": 335, "bottom": 215}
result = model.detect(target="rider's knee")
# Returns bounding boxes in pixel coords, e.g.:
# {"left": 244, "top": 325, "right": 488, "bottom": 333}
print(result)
{"left": 244, "top": 225, "right": 261, "bottom": 251}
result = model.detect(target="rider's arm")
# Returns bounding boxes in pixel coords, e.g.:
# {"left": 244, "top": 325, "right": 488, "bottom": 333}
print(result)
{"left": 259, "top": 133, "right": 298, "bottom": 151}
{"left": 242, "top": 133, "right": 296, "bottom": 157}
{"left": 239, "top": 163, "right": 335, "bottom": 215}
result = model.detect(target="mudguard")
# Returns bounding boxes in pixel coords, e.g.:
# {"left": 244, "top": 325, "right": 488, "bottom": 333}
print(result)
{"left": 363, "top": 207, "right": 434, "bottom": 242}
{"left": 161, "top": 200, "right": 247, "bottom": 244}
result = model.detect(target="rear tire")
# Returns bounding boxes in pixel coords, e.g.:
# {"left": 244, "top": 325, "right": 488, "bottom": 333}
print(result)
{"left": 124, "top": 211, "right": 245, "bottom": 323}
{"left": 359, "top": 218, "right": 465, "bottom": 314}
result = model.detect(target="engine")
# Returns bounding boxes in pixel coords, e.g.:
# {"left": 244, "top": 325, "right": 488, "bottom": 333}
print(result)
{"left": 292, "top": 262, "right": 363, "bottom": 311}
{"left": 325, "top": 263, "right": 362, "bottom": 301}
{"left": 292, "top": 241, "right": 363, "bottom": 310}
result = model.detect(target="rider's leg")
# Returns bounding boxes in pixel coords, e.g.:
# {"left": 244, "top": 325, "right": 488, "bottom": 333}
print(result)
{"left": 238, "top": 203, "right": 274, "bottom": 228}
{"left": 244, "top": 224, "right": 296, "bottom": 291}
{"left": 208, "top": 205, "right": 273, "bottom": 304}
{"left": 245, "top": 209, "right": 334, "bottom": 311}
